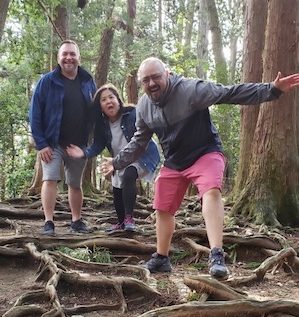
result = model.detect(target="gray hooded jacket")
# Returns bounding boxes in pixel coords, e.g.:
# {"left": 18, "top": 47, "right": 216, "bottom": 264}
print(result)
{"left": 113, "top": 74, "right": 282, "bottom": 171}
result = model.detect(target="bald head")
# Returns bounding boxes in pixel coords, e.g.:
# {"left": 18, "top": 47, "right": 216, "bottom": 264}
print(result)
{"left": 137, "top": 57, "right": 167, "bottom": 81}
{"left": 137, "top": 57, "right": 170, "bottom": 101}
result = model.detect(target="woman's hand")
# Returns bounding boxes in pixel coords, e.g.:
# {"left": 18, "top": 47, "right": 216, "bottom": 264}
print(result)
{"left": 100, "top": 157, "right": 114, "bottom": 177}
{"left": 66, "top": 144, "right": 85, "bottom": 158}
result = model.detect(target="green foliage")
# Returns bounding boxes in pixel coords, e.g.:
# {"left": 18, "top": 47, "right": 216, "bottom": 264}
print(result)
{"left": 244, "top": 261, "right": 262, "bottom": 269}
{"left": 211, "top": 104, "right": 240, "bottom": 180}
{"left": 170, "top": 250, "right": 191, "bottom": 264}
{"left": 189, "top": 263, "right": 207, "bottom": 271}
{"left": 57, "top": 246, "right": 91, "bottom": 261}
{"left": 170, "top": 45, "right": 198, "bottom": 77}
{"left": 225, "top": 243, "right": 238, "bottom": 263}
{"left": 156, "top": 279, "right": 168, "bottom": 290}
{"left": 6, "top": 151, "right": 35, "bottom": 198}
{"left": 56, "top": 245, "right": 113, "bottom": 263}
{"left": 186, "top": 290, "right": 201, "bottom": 301}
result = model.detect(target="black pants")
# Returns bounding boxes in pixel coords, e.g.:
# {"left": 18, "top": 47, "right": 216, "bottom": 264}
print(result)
{"left": 113, "top": 166, "right": 138, "bottom": 223}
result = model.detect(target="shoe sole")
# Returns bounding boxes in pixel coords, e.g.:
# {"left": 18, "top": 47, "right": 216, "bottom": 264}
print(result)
{"left": 41, "top": 232, "right": 55, "bottom": 236}
{"left": 124, "top": 227, "right": 136, "bottom": 232}
{"left": 149, "top": 268, "right": 172, "bottom": 273}
{"left": 209, "top": 270, "right": 229, "bottom": 280}
{"left": 69, "top": 228, "right": 93, "bottom": 234}
{"left": 145, "top": 265, "right": 172, "bottom": 273}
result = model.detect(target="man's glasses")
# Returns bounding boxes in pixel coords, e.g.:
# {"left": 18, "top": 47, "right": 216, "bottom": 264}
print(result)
{"left": 141, "top": 73, "right": 164, "bottom": 85}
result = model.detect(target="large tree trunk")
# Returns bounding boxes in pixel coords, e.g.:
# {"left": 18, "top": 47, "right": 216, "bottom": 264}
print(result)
{"left": 196, "top": 0, "right": 208, "bottom": 79}
{"left": 184, "top": 0, "right": 196, "bottom": 48}
{"left": 28, "top": 154, "right": 43, "bottom": 196}
{"left": 125, "top": 0, "right": 138, "bottom": 104}
{"left": 206, "top": 0, "right": 228, "bottom": 84}
{"left": 157, "top": 0, "right": 163, "bottom": 55}
{"left": 231, "top": 0, "right": 299, "bottom": 226}
{"left": 0, "top": 0, "right": 9, "bottom": 43}
{"left": 94, "top": 0, "right": 116, "bottom": 87}
{"left": 227, "top": 0, "right": 244, "bottom": 83}
{"left": 54, "top": 5, "right": 69, "bottom": 40}
{"left": 232, "top": 0, "right": 267, "bottom": 199}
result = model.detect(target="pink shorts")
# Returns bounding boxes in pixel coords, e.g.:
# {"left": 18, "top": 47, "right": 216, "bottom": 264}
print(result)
{"left": 153, "top": 152, "right": 226, "bottom": 214}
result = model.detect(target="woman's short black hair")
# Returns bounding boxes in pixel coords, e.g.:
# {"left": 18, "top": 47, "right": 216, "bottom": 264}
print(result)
{"left": 93, "top": 83, "right": 124, "bottom": 113}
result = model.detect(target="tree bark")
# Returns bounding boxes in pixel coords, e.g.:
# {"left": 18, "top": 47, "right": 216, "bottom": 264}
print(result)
{"left": 125, "top": 0, "right": 138, "bottom": 104}
{"left": 184, "top": 0, "right": 196, "bottom": 48}
{"left": 158, "top": 0, "right": 163, "bottom": 54}
{"left": 196, "top": 0, "right": 208, "bottom": 79}
{"left": 232, "top": 0, "right": 267, "bottom": 198}
{"left": 231, "top": 0, "right": 299, "bottom": 226}
{"left": 206, "top": 0, "right": 228, "bottom": 84}
{"left": 28, "top": 154, "right": 43, "bottom": 196}
{"left": 94, "top": 0, "right": 116, "bottom": 88}
{"left": 54, "top": 5, "right": 69, "bottom": 40}
{"left": 0, "top": 0, "right": 9, "bottom": 43}
{"left": 227, "top": 0, "right": 244, "bottom": 83}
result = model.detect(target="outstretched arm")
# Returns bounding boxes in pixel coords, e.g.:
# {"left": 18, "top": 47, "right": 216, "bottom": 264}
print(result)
{"left": 273, "top": 72, "right": 299, "bottom": 92}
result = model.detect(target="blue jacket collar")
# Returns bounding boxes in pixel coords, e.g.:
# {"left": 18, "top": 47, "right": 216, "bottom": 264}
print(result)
{"left": 50, "top": 65, "right": 93, "bottom": 85}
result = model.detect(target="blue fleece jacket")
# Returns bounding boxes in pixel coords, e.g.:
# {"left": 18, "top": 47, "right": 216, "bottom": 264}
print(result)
{"left": 29, "top": 66, "right": 96, "bottom": 150}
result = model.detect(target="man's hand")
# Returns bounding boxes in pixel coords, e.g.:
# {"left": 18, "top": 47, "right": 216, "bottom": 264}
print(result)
{"left": 39, "top": 146, "right": 53, "bottom": 163}
{"left": 273, "top": 72, "right": 299, "bottom": 92}
{"left": 66, "top": 144, "right": 85, "bottom": 158}
{"left": 100, "top": 157, "right": 114, "bottom": 178}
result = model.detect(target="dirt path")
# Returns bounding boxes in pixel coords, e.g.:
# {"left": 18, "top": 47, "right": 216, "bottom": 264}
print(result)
{"left": 1, "top": 196, "right": 299, "bottom": 316}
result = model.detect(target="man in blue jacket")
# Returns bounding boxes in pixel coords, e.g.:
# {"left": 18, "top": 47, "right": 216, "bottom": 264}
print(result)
{"left": 29, "top": 40, "right": 96, "bottom": 236}
{"left": 101, "top": 57, "right": 299, "bottom": 279}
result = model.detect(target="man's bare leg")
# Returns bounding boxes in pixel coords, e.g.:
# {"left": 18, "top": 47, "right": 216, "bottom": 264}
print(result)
{"left": 41, "top": 180, "right": 57, "bottom": 221}
{"left": 156, "top": 210, "right": 176, "bottom": 256}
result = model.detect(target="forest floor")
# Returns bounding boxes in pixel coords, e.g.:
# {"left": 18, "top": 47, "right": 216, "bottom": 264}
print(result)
{"left": 1, "top": 192, "right": 299, "bottom": 317}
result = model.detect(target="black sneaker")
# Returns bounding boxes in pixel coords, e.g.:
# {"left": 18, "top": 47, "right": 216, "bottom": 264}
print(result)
{"left": 208, "top": 247, "right": 229, "bottom": 279}
{"left": 144, "top": 252, "right": 172, "bottom": 273}
{"left": 70, "top": 218, "right": 93, "bottom": 234}
{"left": 42, "top": 220, "right": 55, "bottom": 236}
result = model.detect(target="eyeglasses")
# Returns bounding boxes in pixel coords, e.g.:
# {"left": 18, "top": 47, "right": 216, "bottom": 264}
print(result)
{"left": 140, "top": 73, "right": 164, "bottom": 85}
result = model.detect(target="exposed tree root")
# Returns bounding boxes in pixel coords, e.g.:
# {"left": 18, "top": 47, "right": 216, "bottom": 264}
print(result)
{"left": 0, "top": 245, "right": 28, "bottom": 256}
{"left": 261, "top": 248, "right": 299, "bottom": 270}
{"left": 2, "top": 304, "right": 47, "bottom": 317}
{"left": 183, "top": 275, "right": 245, "bottom": 300}
{"left": 253, "top": 247, "right": 296, "bottom": 280}
{"left": 0, "top": 235, "right": 156, "bottom": 254}
{"left": 1, "top": 197, "right": 299, "bottom": 316}
{"left": 49, "top": 251, "right": 150, "bottom": 281}
{"left": 182, "top": 237, "right": 210, "bottom": 263}
{"left": 1, "top": 242, "right": 160, "bottom": 315}
{"left": 0, "top": 204, "right": 45, "bottom": 219}
{"left": 173, "top": 228, "right": 282, "bottom": 250}
{"left": 137, "top": 299, "right": 299, "bottom": 317}
{"left": 225, "top": 247, "right": 297, "bottom": 287}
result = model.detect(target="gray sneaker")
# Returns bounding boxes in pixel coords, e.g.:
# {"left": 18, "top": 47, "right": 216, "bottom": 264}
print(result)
{"left": 42, "top": 220, "right": 55, "bottom": 236}
{"left": 208, "top": 247, "right": 229, "bottom": 279}
{"left": 144, "top": 252, "right": 172, "bottom": 273}
{"left": 124, "top": 216, "right": 136, "bottom": 232}
{"left": 70, "top": 218, "right": 93, "bottom": 233}
{"left": 105, "top": 222, "right": 125, "bottom": 233}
